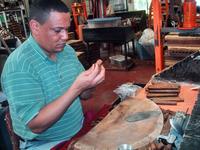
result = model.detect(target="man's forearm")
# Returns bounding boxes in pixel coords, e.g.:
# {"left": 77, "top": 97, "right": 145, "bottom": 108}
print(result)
{"left": 28, "top": 84, "right": 81, "bottom": 134}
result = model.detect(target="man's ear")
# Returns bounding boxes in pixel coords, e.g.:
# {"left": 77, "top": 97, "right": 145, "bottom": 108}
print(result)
{"left": 29, "top": 20, "right": 40, "bottom": 35}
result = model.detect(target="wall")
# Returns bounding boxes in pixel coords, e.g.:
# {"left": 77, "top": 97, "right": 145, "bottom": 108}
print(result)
{"left": 133, "top": 0, "right": 151, "bottom": 13}
{"left": 109, "top": 0, "right": 150, "bottom": 13}
{"left": 197, "top": 0, "right": 200, "bottom": 6}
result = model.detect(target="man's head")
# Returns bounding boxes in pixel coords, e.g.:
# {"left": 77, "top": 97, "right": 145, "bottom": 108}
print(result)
{"left": 29, "top": 0, "right": 70, "bottom": 57}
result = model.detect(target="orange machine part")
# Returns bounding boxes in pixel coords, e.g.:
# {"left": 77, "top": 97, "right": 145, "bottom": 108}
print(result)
{"left": 153, "top": 0, "right": 164, "bottom": 73}
{"left": 183, "top": 0, "right": 197, "bottom": 29}
{"left": 71, "top": 1, "right": 87, "bottom": 39}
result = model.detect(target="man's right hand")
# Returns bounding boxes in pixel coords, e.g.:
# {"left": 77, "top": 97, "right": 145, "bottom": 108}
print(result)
{"left": 73, "top": 59, "right": 105, "bottom": 93}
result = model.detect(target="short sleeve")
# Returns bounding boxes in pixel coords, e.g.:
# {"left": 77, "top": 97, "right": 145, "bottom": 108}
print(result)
{"left": 2, "top": 71, "right": 45, "bottom": 125}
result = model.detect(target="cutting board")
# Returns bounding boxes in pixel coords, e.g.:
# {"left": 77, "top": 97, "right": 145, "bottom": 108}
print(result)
{"left": 74, "top": 97, "right": 163, "bottom": 150}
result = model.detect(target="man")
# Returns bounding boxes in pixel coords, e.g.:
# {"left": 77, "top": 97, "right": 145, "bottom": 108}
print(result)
{"left": 1, "top": 0, "right": 105, "bottom": 149}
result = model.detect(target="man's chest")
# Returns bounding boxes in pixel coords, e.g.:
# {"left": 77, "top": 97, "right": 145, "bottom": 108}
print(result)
{"left": 36, "top": 60, "right": 79, "bottom": 102}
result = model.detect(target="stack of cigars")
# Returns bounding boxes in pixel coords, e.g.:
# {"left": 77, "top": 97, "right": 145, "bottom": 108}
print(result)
{"left": 146, "top": 82, "right": 184, "bottom": 105}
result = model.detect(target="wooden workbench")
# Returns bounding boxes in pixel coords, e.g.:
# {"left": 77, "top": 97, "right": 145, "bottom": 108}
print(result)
{"left": 73, "top": 97, "right": 163, "bottom": 150}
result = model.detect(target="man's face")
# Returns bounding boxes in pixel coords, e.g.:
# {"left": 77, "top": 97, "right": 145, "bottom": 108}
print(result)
{"left": 33, "top": 11, "right": 70, "bottom": 54}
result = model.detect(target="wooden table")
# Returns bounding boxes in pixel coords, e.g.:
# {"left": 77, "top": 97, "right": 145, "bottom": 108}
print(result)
{"left": 73, "top": 97, "right": 163, "bottom": 150}
{"left": 82, "top": 26, "right": 135, "bottom": 70}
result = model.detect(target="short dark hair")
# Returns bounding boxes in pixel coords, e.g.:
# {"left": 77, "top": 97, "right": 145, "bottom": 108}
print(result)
{"left": 29, "top": 0, "right": 69, "bottom": 24}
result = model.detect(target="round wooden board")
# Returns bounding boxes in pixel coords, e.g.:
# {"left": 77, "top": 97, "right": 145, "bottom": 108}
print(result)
{"left": 74, "top": 97, "right": 163, "bottom": 150}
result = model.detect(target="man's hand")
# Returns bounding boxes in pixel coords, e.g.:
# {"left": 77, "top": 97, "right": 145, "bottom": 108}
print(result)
{"left": 73, "top": 59, "right": 105, "bottom": 93}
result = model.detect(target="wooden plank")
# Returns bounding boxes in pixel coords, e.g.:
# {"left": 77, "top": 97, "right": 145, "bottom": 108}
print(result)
{"left": 146, "top": 89, "right": 180, "bottom": 93}
{"left": 73, "top": 98, "right": 163, "bottom": 150}
{"left": 151, "top": 99, "right": 177, "bottom": 105}
{"left": 167, "top": 46, "right": 200, "bottom": 51}
{"left": 150, "top": 97, "right": 184, "bottom": 102}
{"left": 147, "top": 93, "right": 178, "bottom": 98}
{"left": 147, "top": 82, "right": 180, "bottom": 90}
{"left": 165, "top": 34, "right": 200, "bottom": 47}
{"left": 165, "top": 34, "right": 200, "bottom": 41}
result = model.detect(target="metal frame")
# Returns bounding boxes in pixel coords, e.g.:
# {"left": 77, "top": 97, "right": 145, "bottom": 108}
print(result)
{"left": 0, "top": 8, "right": 28, "bottom": 38}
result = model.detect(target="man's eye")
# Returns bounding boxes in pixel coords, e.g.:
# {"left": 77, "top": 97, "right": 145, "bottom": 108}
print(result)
{"left": 53, "top": 29, "right": 61, "bottom": 33}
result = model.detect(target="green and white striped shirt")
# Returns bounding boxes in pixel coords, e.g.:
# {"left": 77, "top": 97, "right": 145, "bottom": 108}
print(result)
{"left": 1, "top": 35, "right": 84, "bottom": 141}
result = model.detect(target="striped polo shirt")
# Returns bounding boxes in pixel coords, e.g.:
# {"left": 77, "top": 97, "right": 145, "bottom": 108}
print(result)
{"left": 1, "top": 35, "right": 84, "bottom": 141}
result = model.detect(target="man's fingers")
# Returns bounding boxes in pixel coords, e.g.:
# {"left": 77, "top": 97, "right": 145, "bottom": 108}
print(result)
{"left": 85, "top": 59, "right": 102, "bottom": 74}
{"left": 87, "top": 63, "right": 101, "bottom": 80}
{"left": 92, "top": 65, "right": 105, "bottom": 85}
{"left": 80, "top": 60, "right": 105, "bottom": 89}
{"left": 85, "top": 59, "right": 103, "bottom": 76}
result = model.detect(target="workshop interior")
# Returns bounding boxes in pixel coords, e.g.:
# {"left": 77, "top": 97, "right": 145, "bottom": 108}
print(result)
{"left": 0, "top": 0, "right": 200, "bottom": 149}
